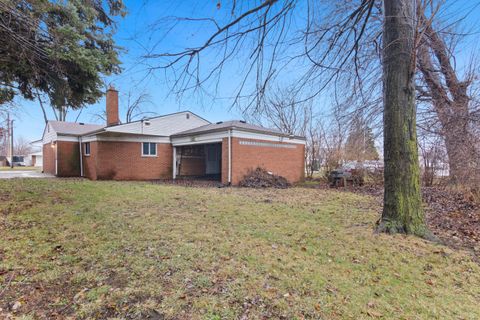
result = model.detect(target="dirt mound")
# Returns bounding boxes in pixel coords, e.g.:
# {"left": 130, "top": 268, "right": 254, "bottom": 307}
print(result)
{"left": 239, "top": 167, "right": 291, "bottom": 189}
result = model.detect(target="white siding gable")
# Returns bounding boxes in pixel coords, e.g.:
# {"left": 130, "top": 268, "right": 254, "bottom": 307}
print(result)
{"left": 42, "top": 123, "right": 57, "bottom": 145}
{"left": 104, "top": 111, "right": 209, "bottom": 136}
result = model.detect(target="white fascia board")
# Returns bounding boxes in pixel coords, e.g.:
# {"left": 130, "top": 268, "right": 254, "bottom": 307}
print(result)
{"left": 55, "top": 135, "right": 80, "bottom": 142}
{"left": 81, "top": 134, "right": 170, "bottom": 143}
{"left": 231, "top": 130, "right": 306, "bottom": 145}
{"left": 171, "top": 129, "right": 306, "bottom": 146}
{"left": 171, "top": 131, "right": 227, "bottom": 146}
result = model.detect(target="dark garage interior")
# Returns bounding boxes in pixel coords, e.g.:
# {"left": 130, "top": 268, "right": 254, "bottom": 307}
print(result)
{"left": 175, "top": 143, "right": 222, "bottom": 181}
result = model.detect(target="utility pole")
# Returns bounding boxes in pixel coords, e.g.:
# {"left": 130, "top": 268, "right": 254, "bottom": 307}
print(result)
{"left": 6, "top": 113, "right": 10, "bottom": 166}
{"left": 10, "top": 119, "right": 14, "bottom": 168}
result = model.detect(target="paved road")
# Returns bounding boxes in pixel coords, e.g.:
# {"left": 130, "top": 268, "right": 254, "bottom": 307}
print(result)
{"left": 0, "top": 170, "right": 54, "bottom": 179}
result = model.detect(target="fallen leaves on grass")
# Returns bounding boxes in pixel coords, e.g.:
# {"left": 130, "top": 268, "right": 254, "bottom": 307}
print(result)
{"left": 423, "top": 187, "right": 480, "bottom": 255}
{"left": 347, "top": 184, "right": 480, "bottom": 259}
{"left": 2, "top": 180, "right": 480, "bottom": 319}
{"left": 366, "top": 309, "right": 383, "bottom": 318}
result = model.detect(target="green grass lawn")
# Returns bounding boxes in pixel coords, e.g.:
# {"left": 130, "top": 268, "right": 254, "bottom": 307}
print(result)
{"left": 1, "top": 180, "right": 479, "bottom": 319}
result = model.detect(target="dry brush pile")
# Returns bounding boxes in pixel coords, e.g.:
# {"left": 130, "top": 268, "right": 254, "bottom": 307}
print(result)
{"left": 238, "top": 167, "right": 291, "bottom": 189}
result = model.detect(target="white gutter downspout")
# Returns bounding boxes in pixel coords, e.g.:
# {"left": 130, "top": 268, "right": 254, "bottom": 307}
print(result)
{"left": 54, "top": 141, "right": 58, "bottom": 176}
{"left": 228, "top": 129, "right": 232, "bottom": 184}
{"left": 79, "top": 136, "right": 83, "bottom": 177}
{"left": 172, "top": 146, "right": 176, "bottom": 179}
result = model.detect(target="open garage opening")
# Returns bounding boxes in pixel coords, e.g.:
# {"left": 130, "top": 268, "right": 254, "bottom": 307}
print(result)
{"left": 174, "top": 143, "right": 222, "bottom": 181}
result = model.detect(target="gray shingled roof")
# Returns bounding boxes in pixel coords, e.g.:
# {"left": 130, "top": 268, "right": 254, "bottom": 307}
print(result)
{"left": 49, "top": 121, "right": 104, "bottom": 136}
{"left": 172, "top": 120, "right": 305, "bottom": 139}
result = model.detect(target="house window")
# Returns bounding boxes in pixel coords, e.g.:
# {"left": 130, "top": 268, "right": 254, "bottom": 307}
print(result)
{"left": 142, "top": 142, "right": 157, "bottom": 156}
{"left": 84, "top": 142, "right": 91, "bottom": 156}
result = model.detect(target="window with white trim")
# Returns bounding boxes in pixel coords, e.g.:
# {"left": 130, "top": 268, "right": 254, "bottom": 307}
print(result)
{"left": 84, "top": 142, "right": 91, "bottom": 156}
{"left": 142, "top": 142, "right": 157, "bottom": 156}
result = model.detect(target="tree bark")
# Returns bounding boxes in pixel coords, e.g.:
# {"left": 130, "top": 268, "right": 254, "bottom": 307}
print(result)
{"left": 377, "top": 0, "right": 427, "bottom": 236}
{"left": 443, "top": 126, "right": 477, "bottom": 184}
{"left": 417, "top": 17, "right": 479, "bottom": 185}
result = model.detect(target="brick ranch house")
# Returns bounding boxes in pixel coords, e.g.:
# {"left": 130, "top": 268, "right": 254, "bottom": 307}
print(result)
{"left": 42, "top": 87, "right": 306, "bottom": 185}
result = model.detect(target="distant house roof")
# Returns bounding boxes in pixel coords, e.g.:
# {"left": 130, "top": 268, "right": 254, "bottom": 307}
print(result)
{"left": 172, "top": 120, "right": 305, "bottom": 139}
{"left": 49, "top": 121, "right": 104, "bottom": 136}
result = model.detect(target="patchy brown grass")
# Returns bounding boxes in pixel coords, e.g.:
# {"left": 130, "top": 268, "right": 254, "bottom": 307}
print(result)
{"left": 1, "top": 179, "right": 480, "bottom": 319}
{"left": 0, "top": 166, "right": 39, "bottom": 171}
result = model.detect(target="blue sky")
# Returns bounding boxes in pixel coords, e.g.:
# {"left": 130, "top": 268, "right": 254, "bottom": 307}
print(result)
{"left": 13, "top": 0, "right": 249, "bottom": 142}
{"left": 9, "top": 0, "right": 480, "bottom": 142}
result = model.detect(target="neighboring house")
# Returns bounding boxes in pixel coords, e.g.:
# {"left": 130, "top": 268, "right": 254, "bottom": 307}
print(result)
{"left": 41, "top": 87, "right": 306, "bottom": 184}
{"left": 26, "top": 140, "right": 43, "bottom": 167}
{"left": 11, "top": 155, "right": 26, "bottom": 166}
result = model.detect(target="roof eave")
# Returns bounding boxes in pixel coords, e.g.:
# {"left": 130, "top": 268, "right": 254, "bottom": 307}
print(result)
{"left": 82, "top": 130, "right": 169, "bottom": 138}
{"left": 80, "top": 128, "right": 107, "bottom": 137}
{"left": 172, "top": 126, "right": 306, "bottom": 140}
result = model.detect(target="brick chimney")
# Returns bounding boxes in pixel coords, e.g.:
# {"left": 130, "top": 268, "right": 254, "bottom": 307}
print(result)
{"left": 106, "top": 85, "right": 119, "bottom": 126}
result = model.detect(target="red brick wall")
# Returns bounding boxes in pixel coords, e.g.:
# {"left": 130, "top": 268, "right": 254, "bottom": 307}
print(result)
{"left": 83, "top": 141, "right": 172, "bottom": 180}
{"left": 43, "top": 141, "right": 81, "bottom": 176}
{"left": 221, "top": 139, "right": 229, "bottom": 184}
{"left": 106, "top": 88, "right": 120, "bottom": 126}
{"left": 57, "top": 141, "right": 81, "bottom": 177}
{"left": 178, "top": 157, "right": 205, "bottom": 176}
{"left": 221, "top": 137, "right": 305, "bottom": 185}
{"left": 43, "top": 143, "right": 55, "bottom": 174}
{"left": 82, "top": 141, "right": 98, "bottom": 180}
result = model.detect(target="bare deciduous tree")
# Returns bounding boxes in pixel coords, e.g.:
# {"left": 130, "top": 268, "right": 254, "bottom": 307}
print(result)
{"left": 14, "top": 136, "right": 32, "bottom": 155}
{"left": 147, "top": 0, "right": 428, "bottom": 235}
{"left": 376, "top": 0, "right": 426, "bottom": 236}
{"left": 257, "top": 86, "right": 311, "bottom": 136}
{"left": 305, "top": 118, "right": 324, "bottom": 178}
{"left": 418, "top": 133, "right": 447, "bottom": 186}
{"left": 305, "top": 0, "right": 480, "bottom": 189}
{"left": 416, "top": 6, "right": 480, "bottom": 185}
{"left": 319, "top": 110, "right": 347, "bottom": 175}
{"left": 124, "top": 91, "right": 156, "bottom": 123}
{"left": 94, "top": 90, "right": 155, "bottom": 123}
{"left": 242, "top": 85, "right": 323, "bottom": 177}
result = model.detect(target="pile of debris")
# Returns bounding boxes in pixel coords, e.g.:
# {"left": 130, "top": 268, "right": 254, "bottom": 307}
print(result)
{"left": 239, "top": 167, "right": 291, "bottom": 189}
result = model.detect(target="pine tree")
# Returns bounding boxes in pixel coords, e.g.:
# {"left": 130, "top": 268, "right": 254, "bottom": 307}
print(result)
{"left": 344, "top": 118, "right": 379, "bottom": 162}
{"left": 0, "top": 0, "right": 125, "bottom": 109}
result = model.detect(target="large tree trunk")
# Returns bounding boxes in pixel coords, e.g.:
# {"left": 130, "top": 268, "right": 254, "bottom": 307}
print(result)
{"left": 443, "top": 117, "right": 477, "bottom": 184}
{"left": 417, "top": 16, "right": 479, "bottom": 185}
{"left": 377, "top": 0, "right": 427, "bottom": 236}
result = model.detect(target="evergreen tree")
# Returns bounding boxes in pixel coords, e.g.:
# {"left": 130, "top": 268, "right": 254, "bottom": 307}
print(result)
{"left": 344, "top": 118, "right": 379, "bottom": 162}
{"left": 0, "top": 0, "right": 125, "bottom": 110}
